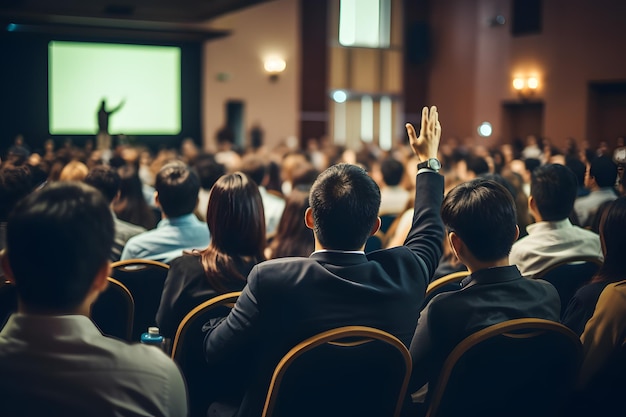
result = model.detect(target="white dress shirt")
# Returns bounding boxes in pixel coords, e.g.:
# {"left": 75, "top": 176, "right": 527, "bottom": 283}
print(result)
{"left": 0, "top": 314, "right": 188, "bottom": 417}
{"left": 509, "top": 218, "right": 603, "bottom": 277}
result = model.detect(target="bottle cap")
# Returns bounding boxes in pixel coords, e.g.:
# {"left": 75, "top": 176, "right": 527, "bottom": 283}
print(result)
{"left": 148, "top": 327, "right": 160, "bottom": 335}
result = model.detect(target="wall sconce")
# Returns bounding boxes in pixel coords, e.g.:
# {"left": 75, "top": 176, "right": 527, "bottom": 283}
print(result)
{"left": 512, "top": 76, "right": 540, "bottom": 98}
{"left": 264, "top": 56, "right": 286, "bottom": 83}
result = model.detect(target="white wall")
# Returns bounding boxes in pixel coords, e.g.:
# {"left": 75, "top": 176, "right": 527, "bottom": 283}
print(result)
{"left": 202, "top": 0, "right": 300, "bottom": 150}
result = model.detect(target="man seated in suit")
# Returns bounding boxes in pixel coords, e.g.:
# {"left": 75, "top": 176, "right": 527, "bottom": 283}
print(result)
{"left": 0, "top": 182, "right": 187, "bottom": 416}
{"left": 84, "top": 166, "right": 146, "bottom": 262}
{"left": 203, "top": 106, "right": 445, "bottom": 417}
{"left": 122, "top": 161, "right": 210, "bottom": 263}
{"left": 408, "top": 178, "right": 561, "bottom": 407}
{"left": 509, "top": 163, "right": 602, "bottom": 277}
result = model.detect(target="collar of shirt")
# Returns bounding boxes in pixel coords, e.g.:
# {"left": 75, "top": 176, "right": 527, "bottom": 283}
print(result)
{"left": 526, "top": 218, "right": 573, "bottom": 234}
{"left": 157, "top": 213, "right": 200, "bottom": 228}
{"left": 461, "top": 265, "right": 522, "bottom": 288}
{"left": 312, "top": 249, "right": 366, "bottom": 255}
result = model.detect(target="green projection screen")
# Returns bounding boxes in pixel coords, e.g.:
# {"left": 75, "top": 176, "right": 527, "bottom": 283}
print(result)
{"left": 49, "top": 41, "right": 181, "bottom": 135}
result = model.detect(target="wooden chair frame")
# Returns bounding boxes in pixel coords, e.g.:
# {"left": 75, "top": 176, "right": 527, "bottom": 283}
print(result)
{"left": 426, "top": 270, "right": 470, "bottom": 297}
{"left": 425, "top": 318, "right": 582, "bottom": 417}
{"left": 98, "top": 277, "right": 134, "bottom": 341}
{"left": 111, "top": 258, "right": 170, "bottom": 271}
{"left": 170, "top": 291, "right": 241, "bottom": 361}
{"left": 261, "top": 325, "right": 412, "bottom": 417}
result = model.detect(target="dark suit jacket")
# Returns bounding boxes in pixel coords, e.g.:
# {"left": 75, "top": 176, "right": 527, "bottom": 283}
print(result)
{"left": 203, "top": 171, "right": 444, "bottom": 417}
{"left": 409, "top": 265, "right": 561, "bottom": 394}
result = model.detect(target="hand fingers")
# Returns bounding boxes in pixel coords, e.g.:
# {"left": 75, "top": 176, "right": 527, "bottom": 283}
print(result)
{"left": 420, "top": 106, "right": 428, "bottom": 135}
{"left": 405, "top": 123, "right": 417, "bottom": 141}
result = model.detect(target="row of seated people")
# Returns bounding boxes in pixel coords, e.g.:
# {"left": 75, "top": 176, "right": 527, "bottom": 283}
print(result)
{"left": 0, "top": 107, "right": 624, "bottom": 416}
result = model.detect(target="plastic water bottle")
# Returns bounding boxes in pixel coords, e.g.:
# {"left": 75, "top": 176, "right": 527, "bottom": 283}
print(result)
{"left": 141, "top": 326, "right": 164, "bottom": 350}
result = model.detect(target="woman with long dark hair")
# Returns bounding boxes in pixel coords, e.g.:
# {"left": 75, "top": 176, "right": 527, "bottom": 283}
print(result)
{"left": 562, "top": 196, "right": 626, "bottom": 335}
{"left": 266, "top": 187, "right": 314, "bottom": 259}
{"left": 156, "top": 172, "right": 266, "bottom": 338}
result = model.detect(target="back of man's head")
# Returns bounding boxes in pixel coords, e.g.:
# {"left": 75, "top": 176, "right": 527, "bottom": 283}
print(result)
{"left": 565, "top": 156, "right": 586, "bottom": 187}
{"left": 441, "top": 178, "right": 517, "bottom": 262}
{"left": 155, "top": 161, "right": 199, "bottom": 218}
{"left": 5, "top": 182, "right": 113, "bottom": 313}
{"left": 193, "top": 154, "right": 225, "bottom": 191}
{"left": 0, "top": 165, "right": 33, "bottom": 222}
{"left": 590, "top": 156, "right": 617, "bottom": 188}
{"left": 530, "top": 164, "right": 577, "bottom": 221}
{"left": 310, "top": 163, "right": 380, "bottom": 250}
{"left": 380, "top": 157, "right": 404, "bottom": 186}
{"left": 239, "top": 154, "right": 267, "bottom": 186}
{"left": 84, "top": 166, "right": 120, "bottom": 204}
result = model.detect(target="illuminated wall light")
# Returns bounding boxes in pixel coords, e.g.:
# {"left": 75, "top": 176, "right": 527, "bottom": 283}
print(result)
{"left": 477, "top": 121, "right": 493, "bottom": 137}
{"left": 527, "top": 77, "right": 539, "bottom": 90}
{"left": 263, "top": 56, "right": 286, "bottom": 82}
{"left": 332, "top": 90, "right": 348, "bottom": 103}
{"left": 512, "top": 77, "right": 525, "bottom": 91}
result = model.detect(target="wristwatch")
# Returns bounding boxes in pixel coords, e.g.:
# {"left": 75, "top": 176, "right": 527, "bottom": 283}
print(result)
{"left": 417, "top": 158, "right": 442, "bottom": 172}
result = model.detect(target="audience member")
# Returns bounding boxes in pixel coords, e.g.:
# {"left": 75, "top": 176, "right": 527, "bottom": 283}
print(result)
{"left": 509, "top": 164, "right": 602, "bottom": 277}
{"left": 193, "top": 154, "right": 226, "bottom": 221}
{"left": 378, "top": 156, "right": 410, "bottom": 215}
{"left": 58, "top": 160, "right": 88, "bottom": 181}
{"left": 240, "top": 154, "right": 285, "bottom": 237}
{"left": 574, "top": 156, "right": 618, "bottom": 227}
{"left": 0, "top": 182, "right": 187, "bottom": 416}
{"left": 566, "top": 156, "right": 590, "bottom": 198}
{"left": 84, "top": 166, "right": 146, "bottom": 262}
{"left": 203, "top": 106, "right": 444, "bottom": 417}
{"left": 409, "top": 178, "right": 560, "bottom": 407}
{"left": 563, "top": 197, "right": 626, "bottom": 335}
{"left": 113, "top": 165, "right": 158, "bottom": 230}
{"left": 156, "top": 172, "right": 266, "bottom": 339}
{"left": 121, "top": 161, "right": 210, "bottom": 263}
{"left": 266, "top": 187, "right": 314, "bottom": 259}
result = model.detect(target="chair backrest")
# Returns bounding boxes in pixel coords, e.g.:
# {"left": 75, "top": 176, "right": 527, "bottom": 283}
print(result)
{"left": 425, "top": 318, "right": 582, "bottom": 417}
{"left": 110, "top": 259, "right": 169, "bottom": 341}
{"left": 534, "top": 257, "right": 603, "bottom": 317}
{"left": 424, "top": 270, "right": 470, "bottom": 306}
{"left": 91, "top": 277, "right": 134, "bottom": 341}
{"left": 0, "top": 280, "right": 17, "bottom": 330}
{"left": 262, "top": 326, "right": 412, "bottom": 417}
{"left": 171, "top": 292, "right": 241, "bottom": 417}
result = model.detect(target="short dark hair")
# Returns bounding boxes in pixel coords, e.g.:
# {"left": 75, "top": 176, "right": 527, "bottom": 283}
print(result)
{"left": 441, "top": 178, "right": 517, "bottom": 262}
{"left": 530, "top": 164, "right": 577, "bottom": 221}
{"left": 309, "top": 163, "right": 380, "bottom": 250}
{"left": 84, "top": 166, "right": 121, "bottom": 203}
{"left": 565, "top": 156, "right": 586, "bottom": 186}
{"left": 380, "top": 157, "right": 404, "bottom": 186}
{"left": 239, "top": 154, "right": 267, "bottom": 186}
{"left": 590, "top": 156, "right": 617, "bottom": 188}
{"left": 155, "top": 161, "right": 199, "bottom": 218}
{"left": 467, "top": 156, "right": 490, "bottom": 176}
{"left": 193, "top": 154, "right": 225, "bottom": 190}
{"left": 0, "top": 165, "right": 33, "bottom": 221}
{"left": 524, "top": 158, "right": 542, "bottom": 173}
{"left": 6, "top": 182, "right": 113, "bottom": 311}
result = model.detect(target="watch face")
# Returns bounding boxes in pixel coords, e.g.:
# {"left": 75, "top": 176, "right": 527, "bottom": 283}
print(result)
{"left": 430, "top": 158, "right": 442, "bottom": 170}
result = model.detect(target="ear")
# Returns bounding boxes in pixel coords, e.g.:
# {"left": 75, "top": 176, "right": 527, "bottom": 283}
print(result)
{"left": 513, "top": 224, "right": 520, "bottom": 242}
{"left": 370, "top": 217, "right": 382, "bottom": 237}
{"left": 153, "top": 191, "right": 160, "bottom": 208}
{"left": 113, "top": 190, "right": 121, "bottom": 205}
{"left": 305, "top": 207, "right": 314, "bottom": 230}
{"left": 528, "top": 195, "right": 539, "bottom": 219}
{"left": 0, "top": 251, "right": 15, "bottom": 284}
{"left": 91, "top": 261, "right": 110, "bottom": 295}
{"left": 448, "top": 231, "right": 463, "bottom": 261}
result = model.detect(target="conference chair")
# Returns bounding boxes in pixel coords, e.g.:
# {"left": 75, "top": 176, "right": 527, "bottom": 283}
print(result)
{"left": 534, "top": 257, "right": 603, "bottom": 317}
{"left": 110, "top": 259, "right": 169, "bottom": 341}
{"left": 171, "top": 292, "right": 241, "bottom": 417}
{"left": 262, "top": 326, "right": 412, "bottom": 417}
{"left": 0, "top": 280, "right": 17, "bottom": 330}
{"left": 423, "top": 270, "right": 470, "bottom": 306}
{"left": 91, "top": 277, "right": 134, "bottom": 341}
{"left": 424, "top": 318, "right": 582, "bottom": 417}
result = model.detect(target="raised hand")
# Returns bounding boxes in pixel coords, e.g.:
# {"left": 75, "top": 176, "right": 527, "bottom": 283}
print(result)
{"left": 405, "top": 106, "right": 441, "bottom": 162}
